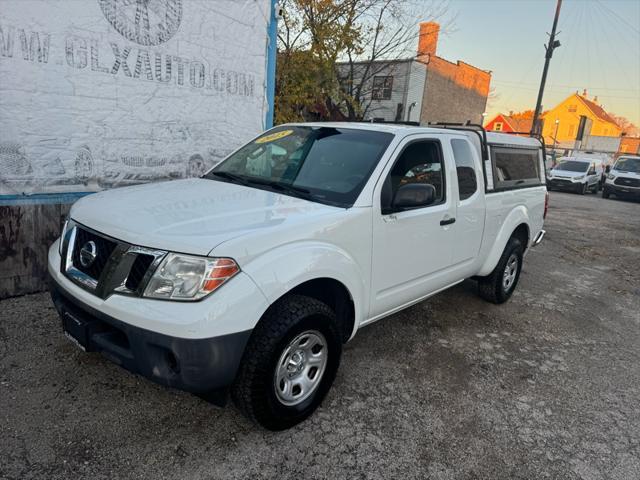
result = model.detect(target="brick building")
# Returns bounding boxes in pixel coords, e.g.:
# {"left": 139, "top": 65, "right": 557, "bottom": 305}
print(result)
{"left": 338, "top": 22, "right": 491, "bottom": 124}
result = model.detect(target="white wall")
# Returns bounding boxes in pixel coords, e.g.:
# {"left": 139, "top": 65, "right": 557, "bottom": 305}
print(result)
{"left": 405, "top": 61, "right": 426, "bottom": 123}
{"left": 0, "top": 0, "right": 271, "bottom": 195}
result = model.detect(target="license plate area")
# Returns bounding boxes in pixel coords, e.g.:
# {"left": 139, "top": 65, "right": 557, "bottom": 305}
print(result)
{"left": 62, "top": 311, "right": 93, "bottom": 352}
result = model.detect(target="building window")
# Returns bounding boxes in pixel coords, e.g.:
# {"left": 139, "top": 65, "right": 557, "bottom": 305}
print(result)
{"left": 568, "top": 104, "right": 577, "bottom": 112}
{"left": 372, "top": 76, "right": 393, "bottom": 100}
{"left": 494, "top": 122, "right": 503, "bottom": 132}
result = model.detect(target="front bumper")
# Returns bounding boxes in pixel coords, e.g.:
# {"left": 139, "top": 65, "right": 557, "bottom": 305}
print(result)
{"left": 604, "top": 183, "right": 640, "bottom": 197}
{"left": 50, "top": 274, "right": 251, "bottom": 395}
{"left": 547, "top": 178, "right": 582, "bottom": 191}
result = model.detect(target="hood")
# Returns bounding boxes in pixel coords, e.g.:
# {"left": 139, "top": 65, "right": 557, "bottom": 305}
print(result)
{"left": 70, "top": 179, "right": 341, "bottom": 255}
{"left": 549, "top": 169, "right": 588, "bottom": 179}
{"left": 612, "top": 168, "right": 640, "bottom": 178}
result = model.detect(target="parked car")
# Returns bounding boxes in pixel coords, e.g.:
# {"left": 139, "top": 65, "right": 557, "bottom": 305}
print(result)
{"left": 547, "top": 157, "right": 602, "bottom": 194}
{"left": 48, "top": 123, "right": 547, "bottom": 430}
{"left": 572, "top": 151, "right": 613, "bottom": 189}
{"left": 602, "top": 155, "right": 640, "bottom": 199}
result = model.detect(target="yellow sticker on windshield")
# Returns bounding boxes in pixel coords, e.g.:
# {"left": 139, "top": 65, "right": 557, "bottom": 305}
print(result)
{"left": 255, "top": 130, "right": 294, "bottom": 144}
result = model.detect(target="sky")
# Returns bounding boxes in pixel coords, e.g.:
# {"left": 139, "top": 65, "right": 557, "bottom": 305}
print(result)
{"left": 435, "top": 0, "right": 640, "bottom": 126}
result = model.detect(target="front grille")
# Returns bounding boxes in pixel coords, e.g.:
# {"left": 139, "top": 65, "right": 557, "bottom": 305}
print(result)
{"left": 125, "top": 254, "right": 155, "bottom": 291}
{"left": 550, "top": 179, "right": 573, "bottom": 186}
{"left": 71, "top": 227, "right": 118, "bottom": 280}
{"left": 63, "top": 223, "right": 166, "bottom": 298}
{"left": 614, "top": 177, "right": 640, "bottom": 187}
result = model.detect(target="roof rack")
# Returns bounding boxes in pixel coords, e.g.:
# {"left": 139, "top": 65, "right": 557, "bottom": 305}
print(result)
{"left": 367, "top": 119, "right": 421, "bottom": 126}
{"left": 499, "top": 130, "right": 545, "bottom": 145}
{"left": 427, "top": 121, "right": 489, "bottom": 160}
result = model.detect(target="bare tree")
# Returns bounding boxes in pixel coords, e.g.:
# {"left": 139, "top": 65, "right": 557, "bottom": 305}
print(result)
{"left": 275, "top": 0, "right": 452, "bottom": 123}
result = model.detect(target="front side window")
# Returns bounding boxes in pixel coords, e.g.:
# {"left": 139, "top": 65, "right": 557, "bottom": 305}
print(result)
{"left": 372, "top": 76, "right": 393, "bottom": 100}
{"left": 206, "top": 126, "right": 394, "bottom": 207}
{"left": 451, "top": 139, "right": 478, "bottom": 200}
{"left": 491, "top": 146, "right": 542, "bottom": 189}
{"left": 381, "top": 141, "right": 445, "bottom": 212}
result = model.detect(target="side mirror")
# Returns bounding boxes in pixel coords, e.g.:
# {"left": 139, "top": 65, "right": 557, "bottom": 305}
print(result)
{"left": 392, "top": 183, "right": 436, "bottom": 211}
{"left": 605, "top": 165, "right": 611, "bottom": 173}
{"left": 588, "top": 169, "right": 596, "bottom": 176}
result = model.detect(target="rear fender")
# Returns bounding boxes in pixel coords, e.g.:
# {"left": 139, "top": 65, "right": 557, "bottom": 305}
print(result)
{"left": 477, "top": 206, "right": 530, "bottom": 277}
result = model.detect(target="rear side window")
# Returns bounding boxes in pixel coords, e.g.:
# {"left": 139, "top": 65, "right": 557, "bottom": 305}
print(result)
{"left": 451, "top": 139, "right": 477, "bottom": 200}
{"left": 490, "top": 146, "right": 541, "bottom": 189}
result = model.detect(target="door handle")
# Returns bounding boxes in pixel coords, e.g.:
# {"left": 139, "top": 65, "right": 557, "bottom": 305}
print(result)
{"left": 440, "top": 217, "right": 456, "bottom": 226}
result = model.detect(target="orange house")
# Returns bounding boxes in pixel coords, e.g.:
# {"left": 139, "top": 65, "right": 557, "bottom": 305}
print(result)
{"left": 485, "top": 113, "right": 533, "bottom": 134}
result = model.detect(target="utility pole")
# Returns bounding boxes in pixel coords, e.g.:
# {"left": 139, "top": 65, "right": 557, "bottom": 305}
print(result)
{"left": 531, "top": 0, "right": 563, "bottom": 136}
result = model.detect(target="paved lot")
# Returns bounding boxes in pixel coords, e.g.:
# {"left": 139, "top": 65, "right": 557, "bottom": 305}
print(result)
{"left": 1, "top": 192, "right": 639, "bottom": 479}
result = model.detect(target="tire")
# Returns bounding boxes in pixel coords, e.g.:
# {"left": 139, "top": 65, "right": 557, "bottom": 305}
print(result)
{"left": 232, "top": 294, "right": 342, "bottom": 430}
{"left": 602, "top": 188, "right": 610, "bottom": 199}
{"left": 579, "top": 182, "right": 587, "bottom": 195}
{"left": 477, "top": 237, "right": 524, "bottom": 304}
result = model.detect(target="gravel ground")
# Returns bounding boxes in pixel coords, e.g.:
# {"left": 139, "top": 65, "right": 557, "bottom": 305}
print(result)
{"left": 1, "top": 192, "right": 639, "bottom": 480}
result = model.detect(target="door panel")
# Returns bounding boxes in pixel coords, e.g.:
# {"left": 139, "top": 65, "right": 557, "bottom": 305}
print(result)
{"left": 448, "top": 138, "right": 485, "bottom": 271}
{"left": 370, "top": 137, "right": 456, "bottom": 318}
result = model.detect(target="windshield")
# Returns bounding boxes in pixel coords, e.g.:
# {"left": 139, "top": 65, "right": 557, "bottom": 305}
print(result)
{"left": 554, "top": 160, "right": 589, "bottom": 173}
{"left": 614, "top": 157, "right": 640, "bottom": 173}
{"left": 205, "top": 126, "right": 394, "bottom": 207}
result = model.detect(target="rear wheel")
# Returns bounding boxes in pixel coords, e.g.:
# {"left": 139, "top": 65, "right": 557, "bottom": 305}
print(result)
{"left": 232, "top": 295, "right": 342, "bottom": 430}
{"left": 477, "top": 237, "right": 524, "bottom": 304}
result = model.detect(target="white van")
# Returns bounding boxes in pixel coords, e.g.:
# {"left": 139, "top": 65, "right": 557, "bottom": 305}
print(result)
{"left": 547, "top": 156, "right": 603, "bottom": 194}
{"left": 603, "top": 155, "right": 640, "bottom": 199}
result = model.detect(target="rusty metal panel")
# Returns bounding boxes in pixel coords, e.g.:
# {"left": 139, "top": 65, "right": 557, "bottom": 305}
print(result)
{"left": 0, "top": 204, "right": 69, "bottom": 298}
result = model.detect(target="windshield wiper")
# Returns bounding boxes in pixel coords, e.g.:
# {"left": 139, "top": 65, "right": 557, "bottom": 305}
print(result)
{"left": 208, "top": 171, "right": 248, "bottom": 185}
{"left": 243, "top": 177, "right": 315, "bottom": 200}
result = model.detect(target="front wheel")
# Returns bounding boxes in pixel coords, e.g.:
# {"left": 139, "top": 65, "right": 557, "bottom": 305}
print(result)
{"left": 579, "top": 182, "right": 588, "bottom": 195}
{"left": 477, "top": 237, "right": 524, "bottom": 304}
{"left": 232, "top": 295, "right": 342, "bottom": 430}
{"left": 602, "top": 188, "right": 611, "bottom": 199}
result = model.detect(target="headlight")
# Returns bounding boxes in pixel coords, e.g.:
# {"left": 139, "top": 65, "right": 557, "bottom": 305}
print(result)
{"left": 144, "top": 253, "right": 239, "bottom": 301}
{"left": 574, "top": 175, "right": 585, "bottom": 181}
{"left": 607, "top": 173, "right": 615, "bottom": 180}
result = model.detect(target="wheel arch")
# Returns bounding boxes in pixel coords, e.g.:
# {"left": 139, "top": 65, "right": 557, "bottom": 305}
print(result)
{"left": 240, "top": 242, "right": 366, "bottom": 342}
{"left": 477, "top": 206, "right": 531, "bottom": 277}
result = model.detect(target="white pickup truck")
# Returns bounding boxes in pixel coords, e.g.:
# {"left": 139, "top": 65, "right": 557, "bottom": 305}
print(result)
{"left": 48, "top": 122, "right": 547, "bottom": 430}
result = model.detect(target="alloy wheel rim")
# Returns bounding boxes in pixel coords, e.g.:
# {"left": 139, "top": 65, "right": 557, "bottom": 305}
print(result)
{"left": 502, "top": 253, "right": 519, "bottom": 292}
{"left": 274, "top": 330, "right": 328, "bottom": 406}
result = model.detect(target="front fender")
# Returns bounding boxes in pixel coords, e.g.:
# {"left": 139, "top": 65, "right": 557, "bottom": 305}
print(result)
{"left": 241, "top": 241, "right": 367, "bottom": 335}
{"left": 477, "top": 206, "right": 530, "bottom": 277}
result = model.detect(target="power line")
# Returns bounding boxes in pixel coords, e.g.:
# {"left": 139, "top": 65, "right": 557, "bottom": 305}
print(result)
{"left": 595, "top": 0, "right": 640, "bottom": 35}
